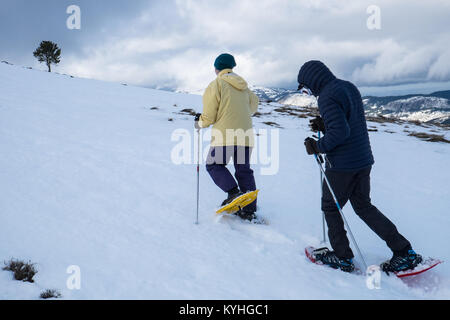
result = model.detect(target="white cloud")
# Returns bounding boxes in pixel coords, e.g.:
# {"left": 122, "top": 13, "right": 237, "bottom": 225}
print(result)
{"left": 428, "top": 48, "right": 450, "bottom": 81}
{"left": 59, "top": 0, "right": 450, "bottom": 92}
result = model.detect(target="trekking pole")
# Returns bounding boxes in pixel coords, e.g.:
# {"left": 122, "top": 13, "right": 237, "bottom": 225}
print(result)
{"left": 313, "top": 153, "right": 368, "bottom": 271}
{"left": 195, "top": 128, "right": 201, "bottom": 225}
{"left": 318, "top": 132, "right": 326, "bottom": 244}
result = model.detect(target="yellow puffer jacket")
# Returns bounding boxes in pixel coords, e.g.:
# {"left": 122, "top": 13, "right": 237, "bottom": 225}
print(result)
{"left": 199, "top": 69, "right": 259, "bottom": 147}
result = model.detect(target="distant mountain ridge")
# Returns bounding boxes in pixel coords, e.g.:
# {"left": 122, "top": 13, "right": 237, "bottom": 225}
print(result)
{"left": 250, "top": 86, "right": 297, "bottom": 102}
{"left": 363, "top": 91, "right": 450, "bottom": 125}
{"left": 251, "top": 85, "right": 450, "bottom": 125}
{"left": 363, "top": 90, "right": 450, "bottom": 104}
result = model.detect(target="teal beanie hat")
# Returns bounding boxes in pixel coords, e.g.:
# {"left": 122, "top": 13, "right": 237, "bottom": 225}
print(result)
{"left": 214, "top": 53, "right": 237, "bottom": 71}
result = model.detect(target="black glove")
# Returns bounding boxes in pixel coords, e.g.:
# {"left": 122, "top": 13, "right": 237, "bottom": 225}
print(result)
{"left": 304, "top": 137, "right": 320, "bottom": 155}
{"left": 194, "top": 113, "right": 201, "bottom": 130}
{"left": 309, "top": 116, "right": 325, "bottom": 133}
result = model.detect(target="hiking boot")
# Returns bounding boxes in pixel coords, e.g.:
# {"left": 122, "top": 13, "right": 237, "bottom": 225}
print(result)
{"left": 236, "top": 209, "right": 257, "bottom": 222}
{"left": 312, "top": 247, "right": 355, "bottom": 273}
{"left": 381, "top": 249, "right": 423, "bottom": 274}
{"left": 221, "top": 187, "right": 243, "bottom": 207}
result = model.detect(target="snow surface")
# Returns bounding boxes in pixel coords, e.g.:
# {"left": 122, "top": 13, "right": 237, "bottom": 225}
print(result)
{"left": 0, "top": 63, "right": 449, "bottom": 300}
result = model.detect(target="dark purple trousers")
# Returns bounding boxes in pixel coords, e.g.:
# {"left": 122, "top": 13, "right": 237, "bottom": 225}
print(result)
{"left": 206, "top": 146, "right": 257, "bottom": 212}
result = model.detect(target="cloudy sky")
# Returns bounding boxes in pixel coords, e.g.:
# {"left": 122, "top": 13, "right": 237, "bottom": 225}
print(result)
{"left": 1, "top": 0, "right": 450, "bottom": 95}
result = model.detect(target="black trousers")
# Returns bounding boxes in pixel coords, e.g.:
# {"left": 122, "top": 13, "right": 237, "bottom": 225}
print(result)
{"left": 322, "top": 166, "right": 411, "bottom": 259}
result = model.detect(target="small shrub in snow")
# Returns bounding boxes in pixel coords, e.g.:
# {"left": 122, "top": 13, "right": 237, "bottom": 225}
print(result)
{"left": 408, "top": 131, "right": 450, "bottom": 143}
{"left": 3, "top": 259, "right": 37, "bottom": 283}
{"left": 40, "top": 289, "right": 62, "bottom": 299}
{"left": 179, "top": 108, "right": 197, "bottom": 116}
{"left": 263, "top": 121, "right": 283, "bottom": 128}
{"left": 366, "top": 116, "right": 398, "bottom": 124}
{"left": 253, "top": 111, "right": 272, "bottom": 118}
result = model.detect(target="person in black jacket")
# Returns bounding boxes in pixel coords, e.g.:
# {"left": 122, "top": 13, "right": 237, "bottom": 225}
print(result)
{"left": 299, "top": 60, "right": 422, "bottom": 273}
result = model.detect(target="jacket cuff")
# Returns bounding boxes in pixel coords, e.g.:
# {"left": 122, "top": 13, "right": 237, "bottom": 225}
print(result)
{"left": 317, "top": 139, "right": 326, "bottom": 154}
{"left": 198, "top": 115, "right": 209, "bottom": 128}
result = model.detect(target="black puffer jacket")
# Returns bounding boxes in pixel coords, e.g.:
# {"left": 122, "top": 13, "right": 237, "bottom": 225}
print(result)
{"left": 298, "top": 61, "right": 374, "bottom": 171}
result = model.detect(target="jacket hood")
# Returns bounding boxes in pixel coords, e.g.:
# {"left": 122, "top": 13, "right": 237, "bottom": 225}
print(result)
{"left": 297, "top": 61, "right": 336, "bottom": 96}
{"left": 219, "top": 69, "right": 248, "bottom": 91}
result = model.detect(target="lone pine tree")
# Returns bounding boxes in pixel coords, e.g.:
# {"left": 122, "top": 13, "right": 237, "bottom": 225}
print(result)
{"left": 33, "top": 41, "right": 61, "bottom": 72}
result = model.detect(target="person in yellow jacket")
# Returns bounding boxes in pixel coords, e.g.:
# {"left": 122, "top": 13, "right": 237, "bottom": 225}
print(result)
{"left": 195, "top": 53, "right": 259, "bottom": 221}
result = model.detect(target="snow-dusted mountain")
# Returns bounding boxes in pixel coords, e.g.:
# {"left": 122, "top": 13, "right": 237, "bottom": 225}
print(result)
{"left": 277, "top": 93, "right": 318, "bottom": 109}
{"left": 250, "top": 86, "right": 297, "bottom": 102}
{"left": 363, "top": 93, "right": 450, "bottom": 125}
{"left": 0, "top": 62, "right": 449, "bottom": 300}
{"left": 252, "top": 85, "right": 450, "bottom": 126}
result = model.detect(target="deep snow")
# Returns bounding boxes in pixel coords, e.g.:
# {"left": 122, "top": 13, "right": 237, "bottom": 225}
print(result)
{"left": 0, "top": 63, "right": 449, "bottom": 299}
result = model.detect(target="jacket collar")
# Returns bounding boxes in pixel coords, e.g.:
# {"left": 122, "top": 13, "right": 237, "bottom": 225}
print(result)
{"left": 218, "top": 69, "right": 233, "bottom": 77}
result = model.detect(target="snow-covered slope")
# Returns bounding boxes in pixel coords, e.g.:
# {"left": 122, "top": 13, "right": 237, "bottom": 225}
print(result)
{"left": 0, "top": 63, "right": 449, "bottom": 300}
